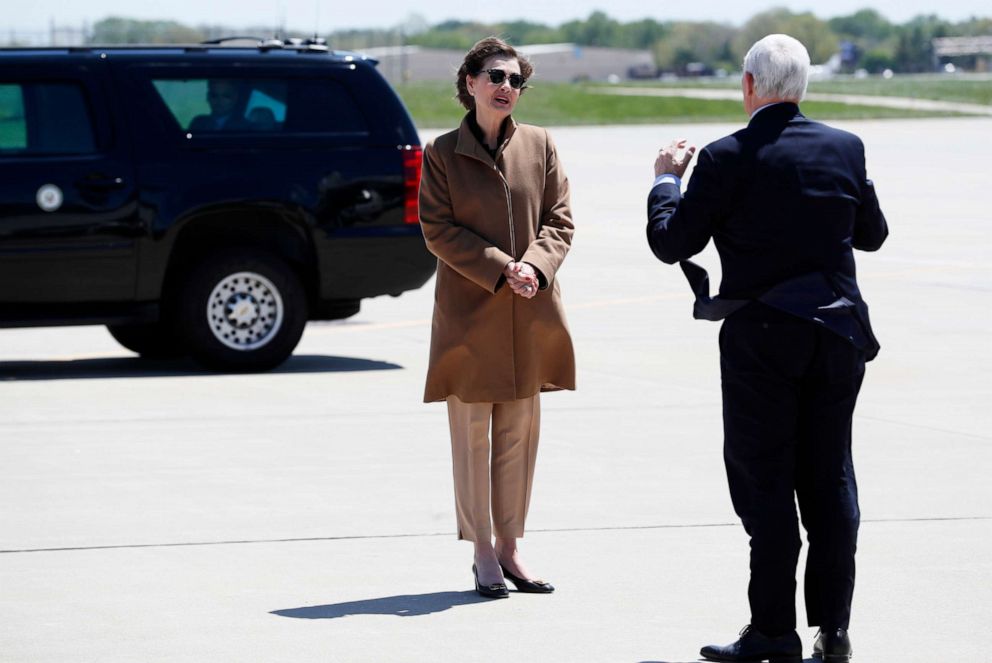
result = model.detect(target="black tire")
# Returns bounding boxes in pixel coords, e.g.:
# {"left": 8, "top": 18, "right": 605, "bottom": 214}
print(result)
{"left": 174, "top": 249, "right": 308, "bottom": 372}
{"left": 107, "top": 322, "right": 186, "bottom": 359}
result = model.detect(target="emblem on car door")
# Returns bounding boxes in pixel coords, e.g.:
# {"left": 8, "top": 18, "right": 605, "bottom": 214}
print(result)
{"left": 36, "top": 184, "right": 64, "bottom": 212}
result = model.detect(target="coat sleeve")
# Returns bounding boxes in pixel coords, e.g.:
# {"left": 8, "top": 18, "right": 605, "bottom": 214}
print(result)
{"left": 521, "top": 129, "right": 574, "bottom": 289}
{"left": 847, "top": 138, "right": 887, "bottom": 252}
{"left": 851, "top": 143, "right": 888, "bottom": 252}
{"left": 419, "top": 140, "right": 514, "bottom": 293}
{"left": 852, "top": 178, "right": 888, "bottom": 251}
{"left": 646, "top": 146, "right": 723, "bottom": 264}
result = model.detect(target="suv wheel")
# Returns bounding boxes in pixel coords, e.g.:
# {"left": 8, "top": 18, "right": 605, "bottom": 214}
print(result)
{"left": 107, "top": 322, "right": 185, "bottom": 358}
{"left": 175, "top": 250, "right": 307, "bottom": 372}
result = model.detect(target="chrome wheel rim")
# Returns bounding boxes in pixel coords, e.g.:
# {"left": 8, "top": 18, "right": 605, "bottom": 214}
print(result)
{"left": 206, "top": 271, "right": 284, "bottom": 351}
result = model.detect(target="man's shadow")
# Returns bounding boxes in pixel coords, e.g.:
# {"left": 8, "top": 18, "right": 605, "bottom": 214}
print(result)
{"left": 271, "top": 590, "right": 491, "bottom": 619}
{"left": 638, "top": 659, "right": 816, "bottom": 663}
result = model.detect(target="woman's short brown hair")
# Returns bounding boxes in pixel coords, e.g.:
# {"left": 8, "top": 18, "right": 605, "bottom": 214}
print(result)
{"left": 456, "top": 37, "right": 533, "bottom": 111}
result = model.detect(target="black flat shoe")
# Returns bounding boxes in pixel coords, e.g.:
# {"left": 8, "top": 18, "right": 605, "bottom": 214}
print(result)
{"left": 813, "top": 628, "right": 852, "bottom": 662}
{"left": 700, "top": 625, "right": 802, "bottom": 662}
{"left": 472, "top": 564, "right": 508, "bottom": 599}
{"left": 499, "top": 563, "right": 554, "bottom": 593}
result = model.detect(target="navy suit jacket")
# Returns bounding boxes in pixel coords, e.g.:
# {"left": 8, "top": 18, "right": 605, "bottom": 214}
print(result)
{"left": 647, "top": 103, "right": 888, "bottom": 357}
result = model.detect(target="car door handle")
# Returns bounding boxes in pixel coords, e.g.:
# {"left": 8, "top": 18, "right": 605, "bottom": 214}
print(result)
{"left": 76, "top": 174, "right": 126, "bottom": 190}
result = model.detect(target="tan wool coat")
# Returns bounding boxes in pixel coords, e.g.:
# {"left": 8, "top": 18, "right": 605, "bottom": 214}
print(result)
{"left": 419, "top": 114, "right": 576, "bottom": 403}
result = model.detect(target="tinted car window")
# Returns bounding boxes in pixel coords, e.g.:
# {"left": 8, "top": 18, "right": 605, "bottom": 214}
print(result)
{"left": 0, "top": 84, "right": 27, "bottom": 149}
{"left": 152, "top": 77, "right": 367, "bottom": 134}
{"left": 0, "top": 82, "right": 95, "bottom": 154}
{"left": 283, "top": 78, "right": 366, "bottom": 133}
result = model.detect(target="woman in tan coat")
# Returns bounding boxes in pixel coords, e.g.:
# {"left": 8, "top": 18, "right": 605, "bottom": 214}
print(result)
{"left": 419, "top": 37, "right": 575, "bottom": 599}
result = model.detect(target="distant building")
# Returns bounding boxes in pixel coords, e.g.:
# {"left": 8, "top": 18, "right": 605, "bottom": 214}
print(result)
{"left": 932, "top": 36, "right": 992, "bottom": 72}
{"left": 364, "top": 43, "right": 656, "bottom": 85}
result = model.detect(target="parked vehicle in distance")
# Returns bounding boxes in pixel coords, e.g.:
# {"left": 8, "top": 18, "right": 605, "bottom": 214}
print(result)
{"left": 0, "top": 38, "right": 435, "bottom": 371}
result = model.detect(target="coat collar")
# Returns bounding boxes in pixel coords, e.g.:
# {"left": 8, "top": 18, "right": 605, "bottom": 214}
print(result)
{"left": 455, "top": 112, "right": 518, "bottom": 165}
{"left": 747, "top": 102, "right": 803, "bottom": 130}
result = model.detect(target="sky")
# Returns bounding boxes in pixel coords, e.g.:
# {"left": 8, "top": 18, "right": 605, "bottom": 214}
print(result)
{"left": 9, "top": 0, "right": 991, "bottom": 35}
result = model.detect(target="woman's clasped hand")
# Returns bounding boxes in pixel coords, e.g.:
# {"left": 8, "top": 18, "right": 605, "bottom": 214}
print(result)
{"left": 504, "top": 261, "right": 539, "bottom": 299}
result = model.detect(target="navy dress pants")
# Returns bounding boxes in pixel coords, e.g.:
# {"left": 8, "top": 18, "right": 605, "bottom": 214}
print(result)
{"left": 720, "top": 303, "right": 864, "bottom": 635}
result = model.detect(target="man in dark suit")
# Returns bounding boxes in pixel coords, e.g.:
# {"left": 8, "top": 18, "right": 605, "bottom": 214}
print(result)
{"left": 646, "top": 34, "right": 887, "bottom": 663}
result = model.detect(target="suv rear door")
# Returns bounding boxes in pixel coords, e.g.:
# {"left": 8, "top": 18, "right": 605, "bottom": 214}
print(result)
{"left": 0, "top": 57, "right": 139, "bottom": 305}
{"left": 114, "top": 59, "right": 411, "bottom": 300}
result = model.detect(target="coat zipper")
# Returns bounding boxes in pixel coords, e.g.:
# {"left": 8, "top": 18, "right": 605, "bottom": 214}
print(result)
{"left": 494, "top": 156, "right": 517, "bottom": 398}
{"left": 494, "top": 161, "right": 516, "bottom": 257}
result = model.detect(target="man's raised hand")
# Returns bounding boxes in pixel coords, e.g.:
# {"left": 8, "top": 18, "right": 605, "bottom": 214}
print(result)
{"left": 654, "top": 139, "right": 697, "bottom": 178}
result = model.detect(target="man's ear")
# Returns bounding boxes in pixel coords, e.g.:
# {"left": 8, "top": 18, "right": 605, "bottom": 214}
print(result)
{"left": 743, "top": 72, "right": 755, "bottom": 96}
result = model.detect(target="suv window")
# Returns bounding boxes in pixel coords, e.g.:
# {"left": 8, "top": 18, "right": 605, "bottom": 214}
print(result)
{"left": 152, "top": 77, "right": 367, "bottom": 134}
{"left": 0, "top": 82, "right": 96, "bottom": 154}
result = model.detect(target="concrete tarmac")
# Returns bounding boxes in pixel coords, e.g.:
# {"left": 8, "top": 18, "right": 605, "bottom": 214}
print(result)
{"left": 2, "top": 118, "right": 990, "bottom": 662}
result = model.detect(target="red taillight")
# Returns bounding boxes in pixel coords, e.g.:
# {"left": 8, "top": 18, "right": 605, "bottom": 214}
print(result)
{"left": 401, "top": 145, "right": 423, "bottom": 225}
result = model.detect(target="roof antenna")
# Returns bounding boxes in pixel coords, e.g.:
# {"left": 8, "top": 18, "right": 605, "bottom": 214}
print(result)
{"left": 306, "top": 0, "right": 328, "bottom": 48}
{"left": 276, "top": 0, "right": 286, "bottom": 41}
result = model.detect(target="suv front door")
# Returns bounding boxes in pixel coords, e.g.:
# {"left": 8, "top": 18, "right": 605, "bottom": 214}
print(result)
{"left": 0, "top": 60, "right": 139, "bottom": 306}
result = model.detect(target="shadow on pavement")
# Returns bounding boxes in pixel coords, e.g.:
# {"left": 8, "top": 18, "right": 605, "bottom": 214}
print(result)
{"left": 637, "top": 660, "right": 702, "bottom": 663}
{"left": 0, "top": 354, "right": 402, "bottom": 381}
{"left": 638, "top": 659, "right": 815, "bottom": 663}
{"left": 271, "top": 591, "right": 492, "bottom": 619}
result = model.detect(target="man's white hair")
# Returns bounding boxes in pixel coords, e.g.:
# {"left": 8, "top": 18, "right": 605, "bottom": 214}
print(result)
{"left": 743, "top": 34, "right": 810, "bottom": 101}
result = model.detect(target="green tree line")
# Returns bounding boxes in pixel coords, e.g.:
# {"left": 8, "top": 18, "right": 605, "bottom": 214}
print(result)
{"left": 89, "top": 8, "right": 992, "bottom": 74}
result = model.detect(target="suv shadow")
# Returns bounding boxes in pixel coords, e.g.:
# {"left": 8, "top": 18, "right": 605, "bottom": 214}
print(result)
{"left": 0, "top": 354, "right": 402, "bottom": 381}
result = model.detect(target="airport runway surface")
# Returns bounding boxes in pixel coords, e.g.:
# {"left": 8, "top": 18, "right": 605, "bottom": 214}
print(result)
{"left": 2, "top": 117, "right": 990, "bottom": 662}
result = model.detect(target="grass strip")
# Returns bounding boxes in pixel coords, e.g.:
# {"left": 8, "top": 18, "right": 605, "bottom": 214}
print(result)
{"left": 397, "top": 81, "right": 957, "bottom": 129}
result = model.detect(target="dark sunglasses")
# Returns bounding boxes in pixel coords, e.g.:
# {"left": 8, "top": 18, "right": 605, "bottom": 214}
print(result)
{"left": 483, "top": 68, "right": 526, "bottom": 90}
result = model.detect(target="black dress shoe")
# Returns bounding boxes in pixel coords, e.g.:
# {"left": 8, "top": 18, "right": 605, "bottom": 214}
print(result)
{"left": 813, "top": 628, "right": 852, "bottom": 662}
{"left": 499, "top": 564, "right": 555, "bottom": 593}
{"left": 700, "top": 625, "right": 802, "bottom": 662}
{"left": 471, "top": 564, "right": 508, "bottom": 599}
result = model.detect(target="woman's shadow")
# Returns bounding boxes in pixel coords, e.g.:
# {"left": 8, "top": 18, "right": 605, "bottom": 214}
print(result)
{"left": 274, "top": 598, "right": 820, "bottom": 663}
{"left": 271, "top": 590, "right": 491, "bottom": 619}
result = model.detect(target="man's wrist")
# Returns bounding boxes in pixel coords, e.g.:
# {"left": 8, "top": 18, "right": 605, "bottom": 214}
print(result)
{"left": 653, "top": 173, "right": 681, "bottom": 188}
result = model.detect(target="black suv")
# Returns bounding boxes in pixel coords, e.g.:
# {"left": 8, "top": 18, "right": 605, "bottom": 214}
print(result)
{"left": 0, "top": 40, "right": 434, "bottom": 371}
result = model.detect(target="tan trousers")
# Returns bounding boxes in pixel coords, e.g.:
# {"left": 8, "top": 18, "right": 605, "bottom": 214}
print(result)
{"left": 446, "top": 394, "right": 541, "bottom": 542}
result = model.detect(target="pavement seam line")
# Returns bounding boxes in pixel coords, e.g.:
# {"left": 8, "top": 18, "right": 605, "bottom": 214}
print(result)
{"left": 2, "top": 516, "right": 989, "bottom": 555}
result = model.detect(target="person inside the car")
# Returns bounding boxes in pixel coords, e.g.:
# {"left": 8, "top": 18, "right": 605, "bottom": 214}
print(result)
{"left": 189, "top": 79, "right": 249, "bottom": 131}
